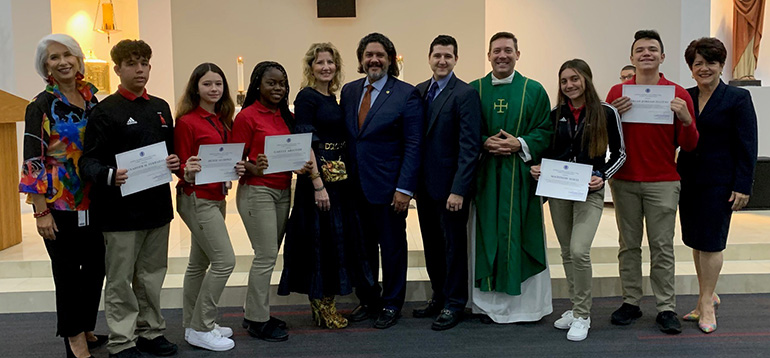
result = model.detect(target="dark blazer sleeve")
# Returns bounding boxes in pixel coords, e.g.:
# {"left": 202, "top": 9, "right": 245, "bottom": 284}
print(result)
{"left": 731, "top": 89, "right": 758, "bottom": 195}
{"left": 396, "top": 87, "right": 424, "bottom": 193}
{"left": 601, "top": 103, "right": 626, "bottom": 179}
{"left": 80, "top": 105, "right": 116, "bottom": 187}
{"left": 450, "top": 86, "right": 482, "bottom": 197}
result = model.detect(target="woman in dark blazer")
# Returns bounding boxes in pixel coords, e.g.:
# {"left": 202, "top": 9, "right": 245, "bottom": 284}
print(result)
{"left": 678, "top": 37, "right": 758, "bottom": 334}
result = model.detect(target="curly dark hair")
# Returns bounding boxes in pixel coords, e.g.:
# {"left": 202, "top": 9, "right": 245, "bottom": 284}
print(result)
{"left": 242, "top": 61, "right": 294, "bottom": 132}
{"left": 356, "top": 32, "right": 399, "bottom": 78}
{"left": 110, "top": 39, "right": 152, "bottom": 66}
{"left": 684, "top": 37, "right": 727, "bottom": 69}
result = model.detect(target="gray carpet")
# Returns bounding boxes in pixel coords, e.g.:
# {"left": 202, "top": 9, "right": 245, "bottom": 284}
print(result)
{"left": 2, "top": 294, "right": 769, "bottom": 358}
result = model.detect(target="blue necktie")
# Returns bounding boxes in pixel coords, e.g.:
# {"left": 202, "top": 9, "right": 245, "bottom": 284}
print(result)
{"left": 426, "top": 82, "right": 439, "bottom": 107}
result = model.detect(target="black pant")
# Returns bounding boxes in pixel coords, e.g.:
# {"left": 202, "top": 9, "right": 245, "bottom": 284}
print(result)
{"left": 43, "top": 210, "right": 105, "bottom": 337}
{"left": 354, "top": 190, "right": 408, "bottom": 311}
{"left": 415, "top": 193, "right": 469, "bottom": 311}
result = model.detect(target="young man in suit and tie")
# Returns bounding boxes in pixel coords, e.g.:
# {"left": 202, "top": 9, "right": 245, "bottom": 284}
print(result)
{"left": 412, "top": 35, "right": 481, "bottom": 331}
{"left": 340, "top": 32, "right": 423, "bottom": 329}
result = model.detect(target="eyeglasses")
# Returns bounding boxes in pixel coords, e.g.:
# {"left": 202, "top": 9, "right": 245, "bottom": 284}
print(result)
{"left": 620, "top": 75, "right": 634, "bottom": 81}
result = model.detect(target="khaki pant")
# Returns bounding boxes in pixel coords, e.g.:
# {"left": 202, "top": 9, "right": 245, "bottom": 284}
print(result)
{"left": 549, "top": 188, "right": 604, "bottom": 319}
{"left": 236, "top": 184, "right": 290, "bottom": 322}
{"left": 103, "top": 225, "right": 170, "bottom": 354}
{"left": 610, "top": 179, "right": 680, "bottom": 312}
{"left": 177, "top": 192, "right": 235, "bottom": 332}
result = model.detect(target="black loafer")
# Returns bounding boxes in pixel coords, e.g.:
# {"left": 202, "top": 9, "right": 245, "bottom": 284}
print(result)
{"left": 108, "top": 347, "right": 142, "bottom": 358}
{"left": 243, "top": 316, "right": 287, "bottom": 330}
{"left": 432, "top": 309, "right": 462, "bottom": 331}
{"left": 350, "top": 304, "right": 375, "bottom": 322}
{"left": 373, "top": 308, "right": 400, "bottom": 329}
{"left": 611, "top": 303, "right": 642, "bottom": 325}
{"left": 247, "top": 319, "right": 289, "bottom": 342}
{"left": 412, "top": 300, "right": 443, "bottom": 318}
{"left": 656, "top": 311, "right": 682, "bottom": 334}
{"left": 87, "top": 334, "right": 108, "bottom": 350}
{"left": 136, "top": 336, "right": 177, "bottom": 356}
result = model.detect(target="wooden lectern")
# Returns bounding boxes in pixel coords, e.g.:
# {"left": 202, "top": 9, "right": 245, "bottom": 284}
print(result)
{"left": 0, "top": 89, "right": 26, "bottom": 251}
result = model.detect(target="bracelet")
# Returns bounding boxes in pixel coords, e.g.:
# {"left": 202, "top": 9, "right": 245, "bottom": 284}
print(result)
{"left": 314, "top": 185, "right": 325, "bottom": 192}
{"left": 33, "top": 208, "right": 51, "bottom": 218}
{"left": 309, "top": 172, "right": 321, "bottom": 180}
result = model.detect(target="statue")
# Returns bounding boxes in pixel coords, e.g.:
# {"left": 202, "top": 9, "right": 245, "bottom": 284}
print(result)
{"left": 733, "top": 0, "right": 765, "bottom": 83}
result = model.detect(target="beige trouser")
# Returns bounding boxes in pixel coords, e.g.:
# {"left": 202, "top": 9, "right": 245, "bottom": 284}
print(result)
{"left": 177, "top": 191, "right": 235, "bottom": 332}
{"left": 103, "top": 225, "right": 169, "bottom": 354}
{"left": 549, "top": 188, "right": 605, "bottom": 319}
{"left": 610, "top": 179, "right": 680, "bottom": 312}
{"left": 236, "top": 184, "right": 290, "bottom": 322}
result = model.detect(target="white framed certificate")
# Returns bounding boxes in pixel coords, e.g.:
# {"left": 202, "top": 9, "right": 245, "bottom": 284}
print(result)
{"left": 535, "top": 159, "right": 592, "bottom": 202}
{"left": 621, "top": 85, "right": 675, "bottom": 124}
{"left": 263, "top": 133, "right": 312, "bottom": 174}
{"left": 195, "top": 143, "right": 245, "bottom": 185}
{"left": 115, "top": 141, "right": 172, "bottom": 197}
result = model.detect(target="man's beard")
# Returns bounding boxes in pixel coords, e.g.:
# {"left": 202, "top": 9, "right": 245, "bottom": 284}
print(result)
{"left": 366, "top": 65, "right": 388, "bottom": 82}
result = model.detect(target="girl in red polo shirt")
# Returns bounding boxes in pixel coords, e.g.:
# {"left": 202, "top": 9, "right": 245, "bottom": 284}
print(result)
{"left": 174, "top": 63, "right": 245, "bottom": 352}
{"left": 233, "top": 61, "right": 309, "bottom": 342}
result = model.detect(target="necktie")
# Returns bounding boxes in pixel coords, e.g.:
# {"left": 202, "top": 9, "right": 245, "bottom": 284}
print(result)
{"left": 426, "top": 81, "right": 439, "bottom": 107}
{"left": 358, "top": 84, "right": 374, "bottom": 129}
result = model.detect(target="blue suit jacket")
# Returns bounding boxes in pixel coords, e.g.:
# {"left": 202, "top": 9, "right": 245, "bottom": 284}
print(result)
{"left": 341, "top": 76, "right": 423, "bottom": 205}
{"left": 415, "top": 74, "right": 482, "bottom": 201}
{"left": 678, "top": 81, "right": 758, "bottom": 194}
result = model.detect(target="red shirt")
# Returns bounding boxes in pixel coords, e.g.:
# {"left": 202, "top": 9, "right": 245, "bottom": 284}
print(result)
{"left": 231, "top": 101, "right": 292, "bottom": 189}
{"left": 174, "top": 106, "right": 232, "bottom": 201}
{"left": 606, "top": 73, "right": 699, "bottom": 182}
{"left": 568, "top": 101, "right": 584, "bottom": 124}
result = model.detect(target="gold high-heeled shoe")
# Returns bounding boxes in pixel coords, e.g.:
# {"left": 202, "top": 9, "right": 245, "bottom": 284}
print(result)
{"left": 310, "top": 299, "right": 323, "bottom": 327}
{"left": 319, "top": 296, "right": 348, "bottom": 329}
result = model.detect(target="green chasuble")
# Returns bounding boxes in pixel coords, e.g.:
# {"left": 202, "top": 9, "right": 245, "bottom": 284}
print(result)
{"left": 471, "top": 71, "right": 553, "bottom": 296}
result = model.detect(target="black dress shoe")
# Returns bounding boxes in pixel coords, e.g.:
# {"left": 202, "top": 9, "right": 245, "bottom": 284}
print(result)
{"left": 246, "top": 319, "right": 289, "bottom": 342}
{"left": 611, "top": 303, "right": 642, "bottom": 325}
{"left": 432, "top": 309, "right": 462, "bottom": 331}
{"left": 656, "top": 311, "right": 682, "bottom": 334}
{"left": 373, "top": 308, "right": 400, "bottom": 329}
{"left": 350, "top": 304, "right": 375, "bottom": 322}
{"left": 243, "top": 316, "right": 287, "bottom": 330}
{"left": 87, "top": 334, "right": 108, "bottom": 350}
{"left": 136, "top": 336, "right": 177, "bottom": 356}
{"left": 108, "top": 347, "right": 143, "bottom": 358}
{"left": 412, "top": 300, "right": 443, "bottom": 318}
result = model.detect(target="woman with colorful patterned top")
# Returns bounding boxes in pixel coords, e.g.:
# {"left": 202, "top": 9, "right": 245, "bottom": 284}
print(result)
{"left": 19, "top": 33, "right": 106, "bottom": 358}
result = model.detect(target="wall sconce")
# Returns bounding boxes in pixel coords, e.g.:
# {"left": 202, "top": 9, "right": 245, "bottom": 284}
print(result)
{"left": 93, "top": 0, "right": 120, "bottom": 42}
{"left": 84, "top": 50, "right": 110, "bottom": 93}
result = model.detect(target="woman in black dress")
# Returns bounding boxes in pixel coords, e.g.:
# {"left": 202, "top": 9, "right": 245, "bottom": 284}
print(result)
{"left": 278, "top": 42, "right": 372, "bottom": 328}
{"left": 679, "top": 37, "right": 758, "bottom": 333}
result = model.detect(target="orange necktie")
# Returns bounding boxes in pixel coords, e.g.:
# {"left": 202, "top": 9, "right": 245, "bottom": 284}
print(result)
{"left": 358, "top": 84, "right": 374, "bottom": 129}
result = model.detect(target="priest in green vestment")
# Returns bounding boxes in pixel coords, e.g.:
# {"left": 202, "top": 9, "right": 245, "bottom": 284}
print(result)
{"left": 471, "top": 32, "right": 553, "bottom": 318}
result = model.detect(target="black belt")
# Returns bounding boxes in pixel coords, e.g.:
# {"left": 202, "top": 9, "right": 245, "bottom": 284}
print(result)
{"left": 314, "top": 142, "right": 346, "bottom": 150}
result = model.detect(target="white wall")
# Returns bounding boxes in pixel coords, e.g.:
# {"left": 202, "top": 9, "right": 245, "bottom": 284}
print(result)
{"left": 169, "top": 0, "right": 487, "bottom": 105}
{"left": 138, "top": 0, "right": 175, "bottom": 110}
{"left": 485, "top": 0, "right": 688, "bottom": 103}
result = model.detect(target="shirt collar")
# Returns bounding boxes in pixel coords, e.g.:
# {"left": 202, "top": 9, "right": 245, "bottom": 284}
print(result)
{"left": 193, "top": 105, "right": 217, "bottom": 119}
{"left": 491, "top": 71, "right": 515, "bottom": 85}
{"left": 250, "top": 99, "right": 279, "bottom": 114}
{"left": 627, "top": 72, "right": 669, "bottom": 85}
{"left": 430, "top": 72, "right": 453, "bottom": 91}
{"left": 364, "top": 74, "right": 388, "bottom": 92}
{"left": 567, "top": 100, "right": 584, "bottom": 122}
{"left": 118, "top": 85, "right": 150, "bottom": 101}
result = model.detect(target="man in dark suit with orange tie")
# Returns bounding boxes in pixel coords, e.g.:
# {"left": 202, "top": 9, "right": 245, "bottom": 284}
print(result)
{"left": 341, "top": 32, "right": 423, "bottom": 329}
{"left": 412, "top": 35, "right": 481, "bottom": 330}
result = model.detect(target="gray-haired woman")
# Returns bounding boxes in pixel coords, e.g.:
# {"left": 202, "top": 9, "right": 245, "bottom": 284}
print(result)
{"left": 20, "top": 33, "right": 106, "bottom": 358}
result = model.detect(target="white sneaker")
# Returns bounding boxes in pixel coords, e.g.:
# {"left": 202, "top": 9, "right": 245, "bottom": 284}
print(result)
{"left": 185, "top": 329, "right": 235, "bottom": 351}
{"left": 567, "top": 317, "right": 591, "bottom": 342}
{"left": 554, "top": 310, "right": 575, "bottom": 330}
{"left": 184, "top": 327, "right": 193, "bottom": 340}
{"left": 214, "top": 323, "right": 233, "bottom": 338}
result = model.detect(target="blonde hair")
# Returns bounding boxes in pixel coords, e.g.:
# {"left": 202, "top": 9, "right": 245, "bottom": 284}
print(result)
{"left": 301, "top": 42, "right": 343, "bottom": 94}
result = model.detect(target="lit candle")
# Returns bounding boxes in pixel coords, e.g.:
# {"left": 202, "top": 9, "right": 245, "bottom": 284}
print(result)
{"left": 396, "top": 55, "right": 404, "bottom": 81}
{"left": 237, "top": 56, "right": 244, "bottom": 92}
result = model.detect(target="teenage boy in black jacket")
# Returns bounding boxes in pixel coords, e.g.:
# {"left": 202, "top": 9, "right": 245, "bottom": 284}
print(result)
{"left": 80, "top": 39, "right": 180, "bottom": 358}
